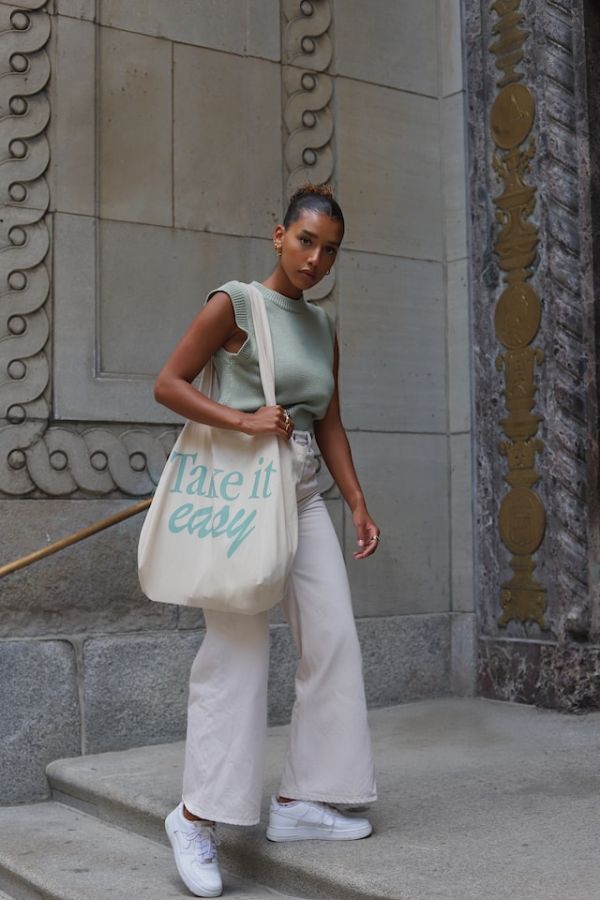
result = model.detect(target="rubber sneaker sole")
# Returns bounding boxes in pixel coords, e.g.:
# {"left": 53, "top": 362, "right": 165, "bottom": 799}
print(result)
{"left": 266, "top": 820, "right": 373, "bottom": 842}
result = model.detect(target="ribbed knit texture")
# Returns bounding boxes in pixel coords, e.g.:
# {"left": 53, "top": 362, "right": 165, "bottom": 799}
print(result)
{"left": 206, "top": 280, "right": 335, "bottom": 432}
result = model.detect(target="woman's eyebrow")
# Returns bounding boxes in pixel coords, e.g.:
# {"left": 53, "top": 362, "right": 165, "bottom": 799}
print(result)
{"left": 299, "top": 229, "right": 341, "bottom": 247}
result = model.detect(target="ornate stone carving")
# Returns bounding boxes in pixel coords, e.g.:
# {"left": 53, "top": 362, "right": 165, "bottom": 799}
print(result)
{"left": 0, "top": 4, "right": 181, "bottom": 498}
{"left": 281, "top": 0, "right": 334, "bottom": 195}
{"left": 281, "top": 0, "right": 336, "bottom": 327}
{"left": 464, "top": 0, "right": 599, "bottom": 703}
{"left": 489, "top": 0, "right": 547, "bottom": 628}
{"left": 3, "top": 425, "right": 177, "bottom": 496}
{"left": 0, "top": 1, "right": 51, "bottom": 471}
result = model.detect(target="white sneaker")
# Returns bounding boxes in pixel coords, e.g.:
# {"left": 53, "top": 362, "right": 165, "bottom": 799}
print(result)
{"left": 165, "top": 802, "right": 223, "bottom": 897}
{"left": 266, "top": 796, "right": 373, "bottom": 842}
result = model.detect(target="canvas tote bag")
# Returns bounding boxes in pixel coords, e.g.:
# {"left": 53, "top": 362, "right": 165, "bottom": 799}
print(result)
{"left": 138, "top": 283, "right": 306, "bottom": 614}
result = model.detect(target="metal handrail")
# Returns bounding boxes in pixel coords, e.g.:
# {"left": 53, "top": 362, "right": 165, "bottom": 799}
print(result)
{"left": 0, "top": 498, "right": 152, "bottom": 578}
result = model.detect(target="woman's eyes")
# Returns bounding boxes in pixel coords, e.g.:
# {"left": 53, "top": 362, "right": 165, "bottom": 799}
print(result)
{"left": 299, "top": 237, "right": 337, "bottom": 256}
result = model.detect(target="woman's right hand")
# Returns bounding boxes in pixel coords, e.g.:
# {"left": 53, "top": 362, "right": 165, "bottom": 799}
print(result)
{"left": 242, "top": 405, "right": 294, "bottom": 440}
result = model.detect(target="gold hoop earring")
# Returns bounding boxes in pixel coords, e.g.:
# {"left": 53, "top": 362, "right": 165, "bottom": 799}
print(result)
{"left": 326, "top": 268, "right": 331, "bottom": 275}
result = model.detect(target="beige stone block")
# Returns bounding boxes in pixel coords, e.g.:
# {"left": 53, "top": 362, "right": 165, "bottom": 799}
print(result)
{"left": 335, "top": 0, "right": 437, "bottom": 96}
{"left": 49, "top": 15, "right": 95, "bottom": 215}
{"left": 53, "top": 213, "right": 274, "bottom": 422}
{"left": 440, "top": 0, "right": 464, "bottom": 97}
{"left": 0, "top": 499, "right": 177, "bottom": 637}
{"left": 174, "top": 45, "right": 282, "bottom": 236}
{"left": 450, "top": 433, "right": 474, "bottom": 612}
{"left": 56, "top": 0, "right": 95, "bottom": 19}
{"left": 337, "top": 79, "right": 443, "bottom": 260}
{"left": 99, "top": 0, "right": 280, "bottom": 61}
{"left": 53, "top": 212, "right": 96, "bottom": 421}
{"left": 448, "top": 258, "right": 471, "bottom": 433}
{"left": 99, "top": 27, "right": 172, "bottom": 225}
{"left": 344, "top": 432, "right": 450, "bottom": 617}
{"left": 98, "top": 221, "right": 273, "bottom": 378}
{"left": 442, "top": 92, "right": 468, "bottom": 262}
{"left": 337, "top": 251, "right": 446, "bottom": 432}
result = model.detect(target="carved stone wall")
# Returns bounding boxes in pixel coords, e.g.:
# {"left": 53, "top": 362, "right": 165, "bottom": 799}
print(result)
{"left": 464, "top": 0, "right": 600, "bottom": 708}
{"left": 0, "top": 2, "right": 179, "bottom": 498}
{"left": 0, "top": 1, "right": 341, "bottom": 499}
{"left": 1, "top": 0, "right": 471, "bottom": 803}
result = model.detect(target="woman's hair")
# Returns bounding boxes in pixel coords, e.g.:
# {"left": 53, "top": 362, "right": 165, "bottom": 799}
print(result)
{"left": 283, "top": 182, "right": 344, "bottom": 232}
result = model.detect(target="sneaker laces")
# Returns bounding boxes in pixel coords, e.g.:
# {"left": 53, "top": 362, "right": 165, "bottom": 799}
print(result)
{"left": 185, "top": 822, "right": 220, "bottom": 863}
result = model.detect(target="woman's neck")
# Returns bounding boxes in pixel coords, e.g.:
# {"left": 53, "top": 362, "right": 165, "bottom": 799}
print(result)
{"left": 260, "top": 268, "right": 303, "bottom": 300}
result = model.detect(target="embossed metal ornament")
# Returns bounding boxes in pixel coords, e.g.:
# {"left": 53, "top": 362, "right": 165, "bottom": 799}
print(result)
{"left": 490, "top": 0, "right": 547, "bottom": 627}
{"left": 495, "top": 284, "right": 541, "bottom": 349}
{"left": 491, "top": 83, "right": 535, "bottom": 150}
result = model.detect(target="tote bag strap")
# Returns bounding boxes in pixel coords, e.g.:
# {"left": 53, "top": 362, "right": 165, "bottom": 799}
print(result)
{"left": 245, "top": 283, "right": 277, "bottom": 407}
{"left": 197, "top": 356, "right": 215, "bottom": 400}
{"left": 195, "top": 283, "right": 275, "bottom": 405}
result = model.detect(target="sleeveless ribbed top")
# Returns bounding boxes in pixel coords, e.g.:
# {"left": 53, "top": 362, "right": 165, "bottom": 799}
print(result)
{"left": 205, "top": 280, "right": 335, "bottom": 432}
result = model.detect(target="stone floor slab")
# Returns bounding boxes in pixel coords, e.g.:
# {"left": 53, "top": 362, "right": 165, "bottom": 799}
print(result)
{"left": 45, "top": 698, "right": 600, "bottom": 900}
{"left": 0, "top": 802, "right": 307, "bottom": 900}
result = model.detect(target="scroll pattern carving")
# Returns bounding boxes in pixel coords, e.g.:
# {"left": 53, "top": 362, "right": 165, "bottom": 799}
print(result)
{"left": 281, "top": 1, "right": 335, "bottom": 315}
{"left": 281, "top": 1, "right": 336, "bottom": 496}
{"left": 490, "top": 0, "right": 547, "bottom": 627}
{"left": 0, "top": 4, "right": 180, "bottom": 498}
{"left": 0, "top": 1, "right": 52, "bottom": 489}
{"left": 282, "top": 0, "right": 333, "bottom": 195}
{"left": 3, "top": 425, "right": 177, "bottom": 497}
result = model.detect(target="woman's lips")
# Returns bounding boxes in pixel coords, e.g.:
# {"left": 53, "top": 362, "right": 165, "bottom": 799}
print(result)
{"left": 299, "top": 270, "right": 316, "bottom": 280}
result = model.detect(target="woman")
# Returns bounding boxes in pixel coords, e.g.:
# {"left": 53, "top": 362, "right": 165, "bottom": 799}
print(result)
{"left": 154, "top": 183, "right": 380, "bottom": 898}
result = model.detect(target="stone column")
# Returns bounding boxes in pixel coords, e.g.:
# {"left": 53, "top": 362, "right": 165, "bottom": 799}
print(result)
{"left": 463, "top": 0, "right": 600, "bottom": 709}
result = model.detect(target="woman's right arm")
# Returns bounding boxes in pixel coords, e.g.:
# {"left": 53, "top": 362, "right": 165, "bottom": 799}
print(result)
{"left": 154, "top": 292, "right": 291, "bottom": 439}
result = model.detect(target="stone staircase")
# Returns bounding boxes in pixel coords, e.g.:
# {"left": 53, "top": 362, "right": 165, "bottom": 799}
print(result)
{"left": 0, "top": 800, "right": 283, "bottom": 900}
{"left": 0, "top": 712, "right": 393, "bottom": 900}
{"left": 2, "top": 698, "right": 600, "bottom": 900}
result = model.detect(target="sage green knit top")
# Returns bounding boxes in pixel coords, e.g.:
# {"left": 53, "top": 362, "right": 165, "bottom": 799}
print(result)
{"left": 205, "top": 280, "right": 336, "bottom": 432}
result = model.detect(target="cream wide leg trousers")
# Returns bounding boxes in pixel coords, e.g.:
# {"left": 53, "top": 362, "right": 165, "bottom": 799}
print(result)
{"left": 181, "top": 431, "right": 377, "bottom": 826}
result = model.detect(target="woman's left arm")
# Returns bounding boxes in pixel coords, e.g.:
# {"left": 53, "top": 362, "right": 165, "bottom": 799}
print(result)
{"left": 313, "top": 337, "right": 381, "bottom": 560}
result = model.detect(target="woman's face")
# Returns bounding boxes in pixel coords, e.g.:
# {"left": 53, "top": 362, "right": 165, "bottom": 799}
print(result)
{"left": 276, "top": 209, "right": 343, "bottom": 291}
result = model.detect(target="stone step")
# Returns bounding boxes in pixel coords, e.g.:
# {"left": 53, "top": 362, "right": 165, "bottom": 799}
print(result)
{"left": 44, "top": 698, "right": 600, "bottom": 900}
{"left": 0, "top": 802, "right": 305, "bottom": 900}
{"left": 47, "top": 710, "right": 393, "bottom": 900}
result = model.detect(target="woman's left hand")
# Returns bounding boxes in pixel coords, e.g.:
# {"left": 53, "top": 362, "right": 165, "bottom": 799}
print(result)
{"left": 352, "top": 507, "right": 381, "bottom": 560}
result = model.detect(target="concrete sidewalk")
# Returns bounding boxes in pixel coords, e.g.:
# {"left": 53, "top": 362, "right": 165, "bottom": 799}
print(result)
{"left": 2, "top": 697, "right": 600, "bottom": 899}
